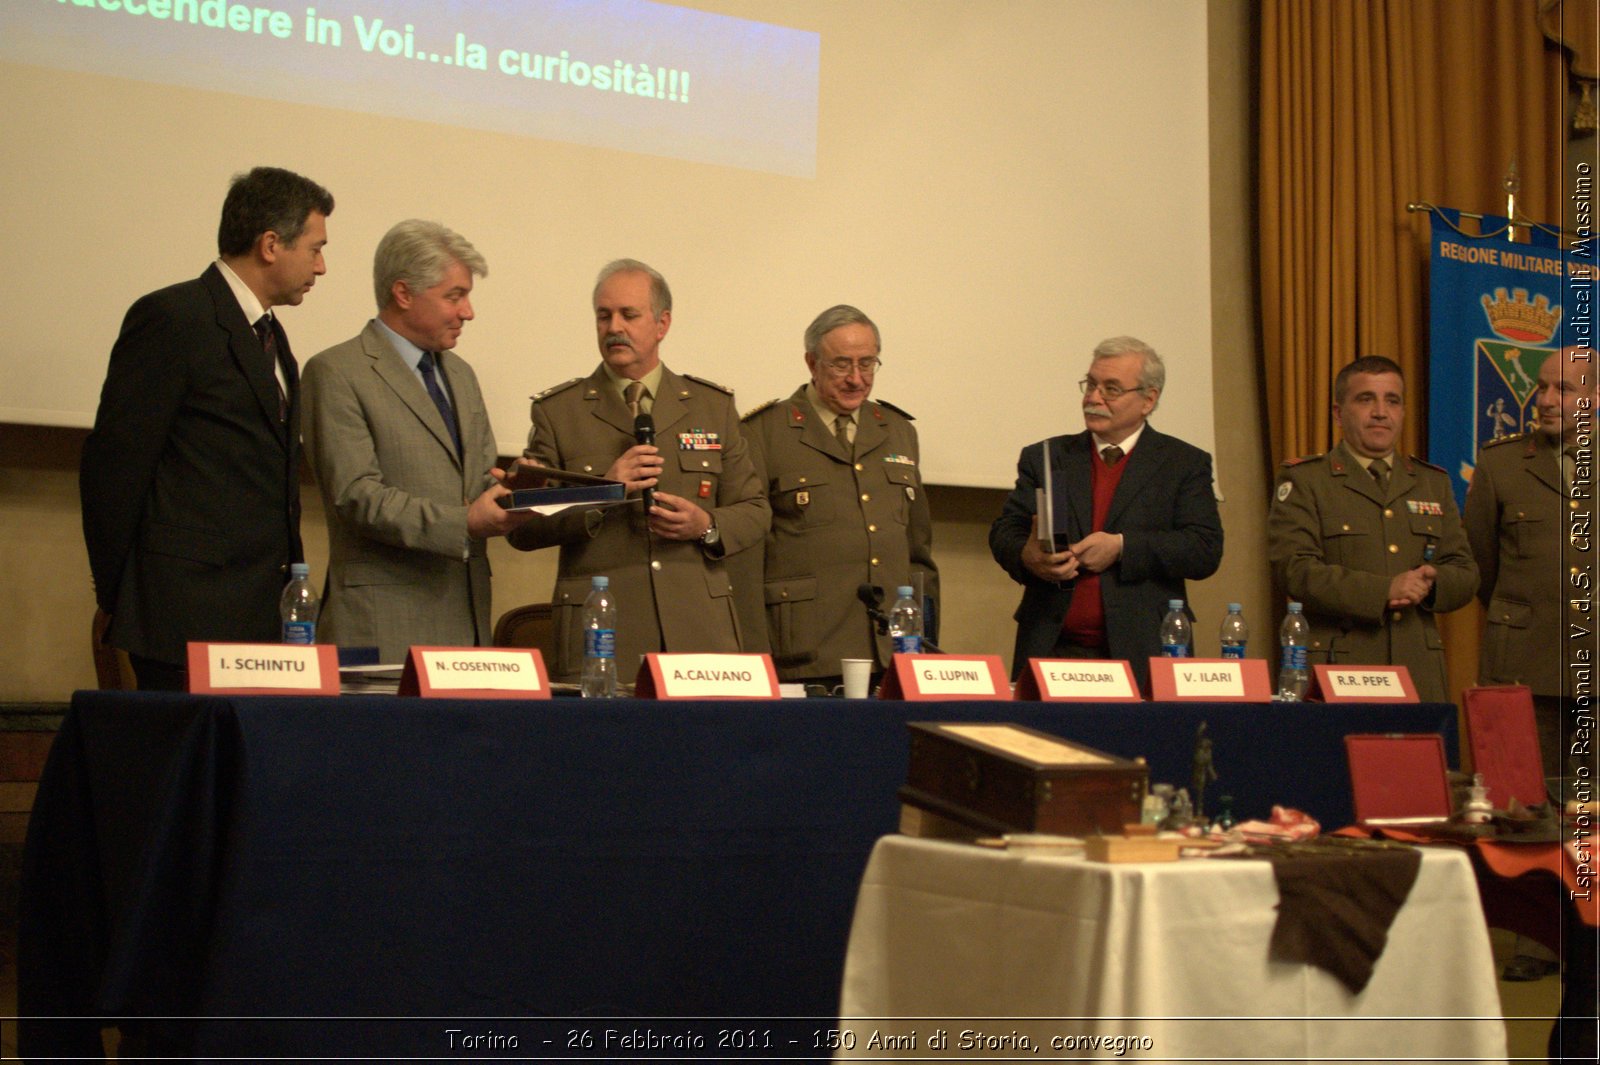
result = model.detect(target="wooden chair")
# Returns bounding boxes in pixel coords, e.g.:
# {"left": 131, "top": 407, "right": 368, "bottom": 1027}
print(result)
{"left": 492, "top": 603, "right": 555, "bottom": 660}
{"left": 91, "top": 608, "right": 136, "bottom": 690}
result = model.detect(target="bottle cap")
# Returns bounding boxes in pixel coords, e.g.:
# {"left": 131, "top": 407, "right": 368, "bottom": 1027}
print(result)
{"left": 1227, "top": 603, "right": 1241, "bottom": 612}
{"left": 591, "top": 575, "right": 609, "bottom": 589}
{"left": 1168, "top": 599, "right": 1183, "bottom": 610}
{"left": 897, "top": 586, "right": 914, "bottom": 597}
{"left": 290, "top": 562, "right": 310, "bottom": 579}
{"left": 1287, "top": 601, "right": 1303, "bottom": 613}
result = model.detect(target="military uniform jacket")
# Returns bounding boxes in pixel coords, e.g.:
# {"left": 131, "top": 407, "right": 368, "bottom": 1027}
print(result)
{"left": 1268, "top": 440, "right": 1479, "bottom": 703}
{"left": 1464, "top": 432, "right": 1590, "bottom": 697}
{"left": 508, "top": 363, "right": 770, "bottom": 682}
{"left": 733, "top": 386, "right": 938, "bottom": 680}
{"left": 301, "top": 323, "right": 499, "bottom": 663}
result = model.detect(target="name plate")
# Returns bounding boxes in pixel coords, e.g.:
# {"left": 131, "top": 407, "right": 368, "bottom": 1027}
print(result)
{"left": 1149, "top": 657, "right": 1273, "bottom": 702}
{"left": 1314, "top": 664, "right": 1418, "bottom": 703}
{"left": 879, "top": 654, "right": 1010, "bottom": 701}
{"left": 187, "top": 642, "right": 339, "bottom": 696}
{"left": 1016, "top": 659, "right": 1140, "bottom": 701}
{"left": 635, "top": 653, "right": 780, "bottom": 699}
{"left": 399, "top": 647, "right": 549, "bottom": 699}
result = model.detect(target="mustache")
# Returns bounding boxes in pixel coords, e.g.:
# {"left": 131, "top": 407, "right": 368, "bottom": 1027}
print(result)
{"left": 1082, "top": 404, "right": 1111, "bottom": 418}
{"left": 604, "top": 333, "right": 632, "bottom": 348}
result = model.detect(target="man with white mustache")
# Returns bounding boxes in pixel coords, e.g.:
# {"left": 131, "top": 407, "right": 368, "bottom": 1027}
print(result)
{"left": 990, "top": 336, "right": 1223, "bottom": 693}
{"left": 509, "top": 259, "right": 769, "bottom": 682}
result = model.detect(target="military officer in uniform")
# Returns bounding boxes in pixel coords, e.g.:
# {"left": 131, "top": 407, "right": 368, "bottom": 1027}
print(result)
{"left": 733, "top": 305, "right": 938, "bottom": 687}
{"left": 1465, "top": 345, "right": 1595, "bottom": 784}
{"left": 1268, "top": 355, "right": 1478, "bottom": 703}
{"left": 508, "top": 259, "right": 769, "bottom": 682}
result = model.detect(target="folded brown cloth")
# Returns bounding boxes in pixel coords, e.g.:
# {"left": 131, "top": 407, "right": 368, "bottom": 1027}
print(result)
{"left": 1247, "top": 842, "right": 1423, "bottom": 993}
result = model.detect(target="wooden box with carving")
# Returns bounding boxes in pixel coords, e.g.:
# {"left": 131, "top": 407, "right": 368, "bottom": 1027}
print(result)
{"left": 898, "top": 721, "right": 1147, "bottom": 837}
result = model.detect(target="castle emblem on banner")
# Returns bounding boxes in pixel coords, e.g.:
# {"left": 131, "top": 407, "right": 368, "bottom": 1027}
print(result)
{"left": 1475, "top": 287, "right": 1561, "bottom": 444}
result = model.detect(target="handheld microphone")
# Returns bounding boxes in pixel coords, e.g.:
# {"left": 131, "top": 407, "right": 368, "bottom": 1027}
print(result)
{"left": 633, "top": 411, "right": 656, "bottom": 512}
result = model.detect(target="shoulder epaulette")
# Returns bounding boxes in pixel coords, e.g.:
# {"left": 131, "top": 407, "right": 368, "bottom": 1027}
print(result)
{"left": 1278, "top": 453, "right": 1323, "bottom": 468}
{"left": 1480, "top": 433, "right": 1525, "bottom": 450}
{"left": 680, "top": 372, "right": 733, "bottom": 395}
{"left": 741, "top": 398, "right": 781, "bottom": 422}
{"left": 1410, "top": 456, "right": 1448, "bottom": 473}
{"left": 873, "top": 398, "right": 915, "bottom": 421}
{"left": 531, "top": 377, "right": 583, "bottom": 403}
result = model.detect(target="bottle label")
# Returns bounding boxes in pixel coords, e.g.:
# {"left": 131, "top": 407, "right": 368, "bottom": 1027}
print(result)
{"left": 892, "top": 634, "right": 921, "bottom": 654}
{"left": 1280, "top": 645, "right": 1307, "bottom": 671}
{"left": 1162, "top": 644, "right": 1191, "bottom": 658}
{"left": 1220, "top": 644, "right": 1246, "bottom": 660}
{"left": 282, "top": 620, "right": 315, "bottom": 646}
{"left": 585, "top": 629, "right": 616, "bottom": 659}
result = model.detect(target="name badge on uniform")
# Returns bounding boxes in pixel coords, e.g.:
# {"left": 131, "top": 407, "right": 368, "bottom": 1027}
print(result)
{"left": 1406, "top": 500, "right": 1443, "bottom": 516}
{"left": 679, "top": 430, "right": 722, "bottom": 450}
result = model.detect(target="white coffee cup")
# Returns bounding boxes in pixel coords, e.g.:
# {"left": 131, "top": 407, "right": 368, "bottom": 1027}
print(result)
{"left": 841, "top": 658, "right": 874, "bottom": 699}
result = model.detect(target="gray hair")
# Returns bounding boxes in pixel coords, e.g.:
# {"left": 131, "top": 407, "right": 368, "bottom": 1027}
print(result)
{"left": 1092, "top": 335, "right": 1166, "bottom": 402}
{"left": 373, "top": 220, "right": 487, "bottom": 311}
{"left": 804, "top": 305, "right": 881, "bottom": 355}
{"left": 594, "top": 258, "right": 672, "bottom": 317}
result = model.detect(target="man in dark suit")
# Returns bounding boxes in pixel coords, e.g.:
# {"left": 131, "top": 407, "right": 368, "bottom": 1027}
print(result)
{"left": 989, "top": 336, "right": 1223, "bottom": 691}
{"left": 81, "top": 166, "right": 334, "bottom": 690}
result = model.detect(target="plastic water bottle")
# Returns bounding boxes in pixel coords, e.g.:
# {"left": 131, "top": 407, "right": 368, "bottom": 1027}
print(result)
{"left": 279, "top": 562, "right": 319, "bottom": 645}
{"left": 1277, "top": 602, "right": 1311, "bottom": 701}
{"left": 888, "top": 585, "right": 923, "bottom": 654}
{"left": 1219, "top": 603, "right": 1248, "bottom": 659}
{"left": 1158, "top": 599, "right": 1192, "bottom": 657}
{"left": 580, "top": 576, "right": 617, "bottom": 698}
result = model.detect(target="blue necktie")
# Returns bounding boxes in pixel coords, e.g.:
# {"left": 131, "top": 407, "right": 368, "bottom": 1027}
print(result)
{"left": 419, "top": 352, "right": 462, "bottom": 457}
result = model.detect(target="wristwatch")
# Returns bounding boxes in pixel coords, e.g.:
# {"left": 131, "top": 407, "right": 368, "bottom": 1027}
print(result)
{"left": 700, "top": 519, "right": 721, "bottom": 548}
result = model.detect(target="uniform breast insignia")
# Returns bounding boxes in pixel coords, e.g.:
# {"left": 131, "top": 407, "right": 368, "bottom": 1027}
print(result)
{"left": 796, "top": 490, "right": 811, "bottom": 506}
{"left": 741, "top": 398, "right": 779, "bottom": 421}
{"left": 531, "top": 378, "right": 583, "bottom": 403}
{"left": 1406, "top": 500, "right": 1444, "bottom": 516}
{"left": 680, "top": 430, "right": 722, "bottom": 450}
{"left": 1276, "top": 480, "right": 1293, "bottom": 502}
{"left": 884, "top": 453, "right": 917, "bottom": 466}
{"left": 680, "top": 373, "right": 733, "bottom": 395}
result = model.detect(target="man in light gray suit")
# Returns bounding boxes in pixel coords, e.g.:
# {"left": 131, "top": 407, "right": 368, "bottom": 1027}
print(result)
{"left": 302, "top": 220, "right": 529, "bottom": 661}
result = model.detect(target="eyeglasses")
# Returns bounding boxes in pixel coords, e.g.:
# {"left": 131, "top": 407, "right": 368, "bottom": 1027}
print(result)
{"left": 1078, "top": 377, "right": 1146, "bottom": 401}
{"left": 820, "top": 357, "right": 882, "bottom": 378}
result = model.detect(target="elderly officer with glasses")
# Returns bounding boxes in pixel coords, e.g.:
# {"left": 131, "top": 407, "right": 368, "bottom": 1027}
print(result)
{"left": 732, "top": 305, "right": 938, "bottom": 689}
{"left": 990, "top": 335, "right": 1222, "bottom": 692}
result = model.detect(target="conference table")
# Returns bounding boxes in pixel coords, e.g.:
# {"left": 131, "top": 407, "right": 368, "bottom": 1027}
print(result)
{"left": 20, "top": 691, "right": 1457, "bottom": 1058}
{"left": 837, "top": 835, "right": 1509, "bottom": 1062}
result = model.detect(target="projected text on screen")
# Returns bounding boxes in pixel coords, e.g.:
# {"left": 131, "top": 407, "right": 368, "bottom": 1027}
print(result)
{"left": 7, "top": 0, "right": 820, "bottom": 176}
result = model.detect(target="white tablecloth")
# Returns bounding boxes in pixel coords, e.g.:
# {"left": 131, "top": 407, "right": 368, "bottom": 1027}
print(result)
{"left": 837, "top": 836, "right": 1507, "bottom": 1063}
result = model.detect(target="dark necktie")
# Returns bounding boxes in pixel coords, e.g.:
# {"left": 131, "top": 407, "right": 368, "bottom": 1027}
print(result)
{"left": 419, "top": 352, "right": 462, "bottom": 457}
{"left": 1369, "top": 458, "right": 1390, "bottom": 495}
{"left": 253, "top": 315, "right": 287, "bottom": 422}
{"left": 834, "top": 414, "right": 854, "bottom": 456}
{"left": 1100, "top": 444, "right": 1124, "bottom": 466}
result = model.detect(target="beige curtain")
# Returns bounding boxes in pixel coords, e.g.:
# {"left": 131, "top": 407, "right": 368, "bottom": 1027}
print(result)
{"left": 1259, "top": 0, "right": 1567, "bottom": 704}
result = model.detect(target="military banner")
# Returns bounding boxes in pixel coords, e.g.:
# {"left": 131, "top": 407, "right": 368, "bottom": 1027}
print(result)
{"left": 1427, "top": 209, "right": 1581, "bottom": 510}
